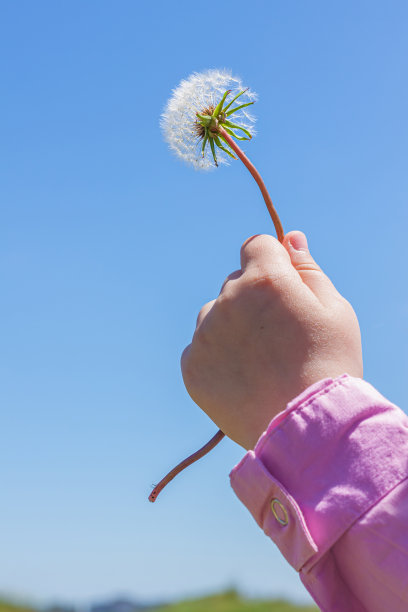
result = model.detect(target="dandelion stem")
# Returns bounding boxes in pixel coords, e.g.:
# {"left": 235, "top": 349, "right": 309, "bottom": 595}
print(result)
{"left": 148, "top": 430, "right": 225, "bottom": 502}
{"left": 149, "top": 126, "right": 284, "bottom": 503}
{"left": 218, "top": 127, "right": 284, "bottom": 242}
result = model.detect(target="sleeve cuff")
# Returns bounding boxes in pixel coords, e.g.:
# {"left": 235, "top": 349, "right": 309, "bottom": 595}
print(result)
{"left": 230, "top": 374, "right": 408, "bottom": 571}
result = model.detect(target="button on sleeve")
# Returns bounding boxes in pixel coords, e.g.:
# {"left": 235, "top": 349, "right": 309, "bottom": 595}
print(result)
{"left": 230, "top": 449, "right": 318, "bottom": 571}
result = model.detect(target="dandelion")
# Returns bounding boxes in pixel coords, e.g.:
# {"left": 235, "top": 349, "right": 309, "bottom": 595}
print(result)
{"left": 161, "top": 69, "right": 257, "bottom": 170}
{"left": 150, "top": 70, "right": 284, "bottom": 503}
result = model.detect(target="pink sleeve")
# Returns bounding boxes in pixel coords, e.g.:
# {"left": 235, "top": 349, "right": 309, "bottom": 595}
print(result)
{"left": 230, "top": 374, "right": 408, "bottom": 612}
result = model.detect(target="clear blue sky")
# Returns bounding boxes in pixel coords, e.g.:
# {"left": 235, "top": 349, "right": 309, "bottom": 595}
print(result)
{"left": 1, "top": 0, "right": 407, "bottom": 607}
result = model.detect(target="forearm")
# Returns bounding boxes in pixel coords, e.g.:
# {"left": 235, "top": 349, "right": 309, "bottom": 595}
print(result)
{"left": 230, "top": 375, "right": 408, "bottom": 611}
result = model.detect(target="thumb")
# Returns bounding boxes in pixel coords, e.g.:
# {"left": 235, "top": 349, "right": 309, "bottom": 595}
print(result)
{"left": 283, "top": 231, "right": 339, "bottom": 304}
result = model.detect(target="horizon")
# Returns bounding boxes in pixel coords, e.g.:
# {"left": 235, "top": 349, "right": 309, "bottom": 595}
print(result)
{"left": 0, "top": 589, "right": 315, "bottom": 610}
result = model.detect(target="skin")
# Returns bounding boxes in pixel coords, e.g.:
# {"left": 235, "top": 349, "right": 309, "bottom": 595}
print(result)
{"left": 181, "top": 231, "right": 363, "bottom": 451}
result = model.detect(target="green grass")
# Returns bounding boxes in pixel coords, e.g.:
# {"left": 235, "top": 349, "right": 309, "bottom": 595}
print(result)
{"left": 0, "top": 590, "right": 319, "bottom": 612}
{"left": 0, "top": 601, "right": 37, "bottom": 612}
{"left": 150, "top": 589, "right": 318, "bottom": 612}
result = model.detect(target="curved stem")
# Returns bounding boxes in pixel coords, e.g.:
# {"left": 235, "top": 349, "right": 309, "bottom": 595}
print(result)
{"left": 218, "top": 127, "right": 284, "bottom": 242}
{"left": 149, "top": 131, "right": 284, "bottom": 503}
{"left": 148, "top": 430, "right": 225, "bottom": 502}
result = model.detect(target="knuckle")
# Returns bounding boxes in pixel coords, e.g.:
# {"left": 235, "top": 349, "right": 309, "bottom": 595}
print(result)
{"left": 181, "top": 344, "right": 200, "bottom": 392}
{"left": 220, "top": 269, "right": 241, "bottom": 293}
{"left": 245, "top": 269, "right": 292, "bottom": 294}
{"left": 240, "top": 233, "right": 262, "bottom": 252}
{"left": 196, "top": 305, "right": 206, "bottom": 325}
{"left": 216, "top": 284, "right": 239, "bottom": 311}
{"left": 241, "top": 233, "right": 275, "bottom": 254}
{"left": 180, "top": 344, "right": 192, "bottom": 377}
{"left": 196, "top": 300, "right": 215, "bottom": 328}
{"left": 193, "top": 314, "right": 213, "bottom": 346}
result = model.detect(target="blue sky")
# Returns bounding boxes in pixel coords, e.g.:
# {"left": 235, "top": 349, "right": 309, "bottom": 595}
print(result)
{"left": 1, "top": 0, "right": 407, "bottom": 607}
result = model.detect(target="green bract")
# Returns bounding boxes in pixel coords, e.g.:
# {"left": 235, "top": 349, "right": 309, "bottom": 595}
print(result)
{"left": 194, "top": 89, "right": 255, "bottom": 167}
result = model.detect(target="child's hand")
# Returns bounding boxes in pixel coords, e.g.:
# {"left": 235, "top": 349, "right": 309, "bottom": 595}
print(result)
{"left": 181, "top": 232, "right": 363, "bottom": 450}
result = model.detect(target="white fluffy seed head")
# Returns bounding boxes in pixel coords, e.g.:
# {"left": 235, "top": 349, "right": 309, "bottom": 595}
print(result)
{"left": 161, "top": 69, "right": 257, "bottom": 171}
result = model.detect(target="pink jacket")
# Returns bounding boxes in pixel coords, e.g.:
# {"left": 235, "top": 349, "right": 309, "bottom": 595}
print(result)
{"left": 230, "top": 374, "right": 408, "bottom": 611}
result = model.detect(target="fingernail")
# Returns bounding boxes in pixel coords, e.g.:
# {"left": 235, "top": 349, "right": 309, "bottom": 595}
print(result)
{"left": 289, "top": 232, "right": 308, "bottom": 251}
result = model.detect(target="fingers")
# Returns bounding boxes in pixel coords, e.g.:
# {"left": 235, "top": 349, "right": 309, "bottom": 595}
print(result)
{"left": 283, "top": 231, "right": 339, "bottom": 303}
{"left": 219, "top": 269, "right": 242, "bottom": 293}
{"left": 240, "top": 232, "right": 340, "bottom": 305}
{"left": 195, "top": 272, "right": 241, "bottom": 329}
{"left": 240, "top": 234, "right": 291, "bottom": 274}
{"left": 196, "top": 299, "right": 216, "bottom": 328}
{"left": 180, "top": 343, "right": 192, "bottom": 388}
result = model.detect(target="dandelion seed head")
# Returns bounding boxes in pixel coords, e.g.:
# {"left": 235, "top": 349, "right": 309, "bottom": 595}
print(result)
{"left": 161, "top": 69, "right": 257, "bottom": 171}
